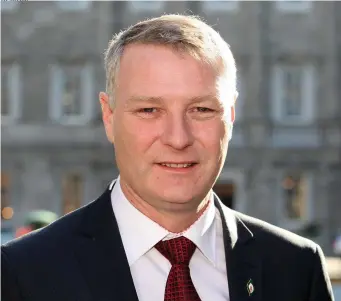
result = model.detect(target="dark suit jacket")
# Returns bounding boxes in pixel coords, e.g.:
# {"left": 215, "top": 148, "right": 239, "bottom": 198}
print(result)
{"left": 2, "top": 184, "right": 334, "bottom": 301}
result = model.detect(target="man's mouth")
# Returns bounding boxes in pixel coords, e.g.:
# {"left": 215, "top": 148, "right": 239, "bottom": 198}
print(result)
{"left": 157, "top": 162, "right": 197, "bottom": 168}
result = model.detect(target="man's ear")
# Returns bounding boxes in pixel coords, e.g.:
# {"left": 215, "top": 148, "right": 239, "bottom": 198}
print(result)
{"left": 231, "top": 105, "right": 235, "bottom": 124}
{"left": 231, "top": 91, "right": 238, "bottom": 124}
{"left": 99, "top": 92, "right": 115, "bottom": 144}
{"left": 228, "top": 91, "right": 238, "bottom": 141}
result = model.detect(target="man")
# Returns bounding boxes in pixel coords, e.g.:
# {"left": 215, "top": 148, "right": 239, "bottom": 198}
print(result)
{"left": 1, "top": 14, "right": 334, "bottom": 301}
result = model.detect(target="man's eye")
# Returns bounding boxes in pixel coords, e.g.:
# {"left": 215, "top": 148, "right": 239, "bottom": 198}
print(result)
{"left": 138, "top": 108, "right": 157, "bottom": 114}
{"left": 194, "top": 107, "right": 214, "bottom": 113}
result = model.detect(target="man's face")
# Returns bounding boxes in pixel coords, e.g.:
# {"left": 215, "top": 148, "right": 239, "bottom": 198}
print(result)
{"left": 101, "top": 44, "right": 235, "bottom": 212}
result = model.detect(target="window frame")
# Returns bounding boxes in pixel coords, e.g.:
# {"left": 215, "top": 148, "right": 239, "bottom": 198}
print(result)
{"left": 49, "top": 62, "right": 94, "bottom": 125}
{"left": 62, "top": 172, "right": 84, "bottom": 215}
{"left": 271, "top": 63, "right": 316, "bottom": 125}
{"left": 1, "top": 63, "right": 22, "bottom": 125}
{"left": 217, "top": 168, "right": 247, "bottom": 213}
{"left": 276, "top": 171, "right": 314, "bottom": 231}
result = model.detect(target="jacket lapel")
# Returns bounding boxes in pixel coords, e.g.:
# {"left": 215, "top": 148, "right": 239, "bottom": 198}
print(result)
{"left": 215, "top": 195, "right": 262, "bottom": 301}
{"left": 74, "top": 185, "right": 139, "bottom": 301}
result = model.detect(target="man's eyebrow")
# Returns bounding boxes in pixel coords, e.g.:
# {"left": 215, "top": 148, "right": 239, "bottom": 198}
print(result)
{"left": 127, "top": 95, "right": 163, "bottom": 104}
{"left": 126, "top": 94, "right": 220, "bottom": 105}
{"left": 190, "top": 94, "right": 219, "bottom": 103}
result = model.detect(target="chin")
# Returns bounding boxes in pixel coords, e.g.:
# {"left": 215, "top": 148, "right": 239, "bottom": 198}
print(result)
{"left": 155, "top": 187, "right": 204, "bottom": 205}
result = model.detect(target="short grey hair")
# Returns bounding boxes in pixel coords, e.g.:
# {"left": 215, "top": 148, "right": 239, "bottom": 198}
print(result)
{"left": 104, "top": 14, "right": 237, "bottom": 108}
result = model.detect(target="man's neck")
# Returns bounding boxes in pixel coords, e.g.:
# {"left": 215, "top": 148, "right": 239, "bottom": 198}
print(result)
{"left": 120, "top": 181, "right": 210, "bottom": 233}
{"left": 146, "top": 202, "right": 210, "bottom": 233}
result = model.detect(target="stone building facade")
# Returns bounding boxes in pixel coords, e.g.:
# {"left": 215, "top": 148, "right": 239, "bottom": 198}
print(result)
{"left": 1, "top": 1, "right": 340, "bottom": 254}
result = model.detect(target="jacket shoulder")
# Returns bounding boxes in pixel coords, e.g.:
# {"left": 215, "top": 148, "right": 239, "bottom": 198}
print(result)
{"left": 2, "top": 200, "right": 91, "bottom": 257}
{"left": 234, "top": 211, "right": 319, "bottom": 252}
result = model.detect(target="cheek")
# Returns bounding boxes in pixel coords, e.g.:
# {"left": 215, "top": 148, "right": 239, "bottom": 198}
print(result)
{"left": 194, "top": 120, "right": 228, "bottom": 152}
{"left": 116, "top": 118, "right": 159, "bottom": 152}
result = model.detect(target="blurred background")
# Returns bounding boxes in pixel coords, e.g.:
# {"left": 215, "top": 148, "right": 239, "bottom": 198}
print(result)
{"left": 1, "top": 0, "right": 341, "bottom": 296}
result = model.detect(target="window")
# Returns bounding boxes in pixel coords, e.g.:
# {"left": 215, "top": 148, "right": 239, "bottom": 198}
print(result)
{"left": 1, "top": 63, "right": 21, "bottom": 124}
{"left": 275, "top": 0, "right": 312, "bottom": 12}
{"left": 1, "top": 172, "right": 13, "bottom": 220}
{"left": 272, "top": 64, "right": 315, "bottom": 124}
{"left": 128, "top": 1, "right": 165, "bottom": 12}
{"left": 278, "top": 172, "right": 313, "bottom": 229}
{"left": 49, "top": 62, "right": 93, "bottom": 125}
{"left": 62, "top": 173, "right": 83, "bottom": 214}
{"left": 282, "top": 174, "right": 306, "bottom": 220}
{"left": 217, "top": 169, "right": 247, "bottom": 213}
{"left": 0, "top": 1, "right": 19, "bottom": 11}
{"left": 56, "top": 1, "right": 91, "bottom": 10}
{"left": 202, "top": 1, "right": 239, "bottom": 12}
{"left": 214, "top": 182, "right": 235, "bottom": 209}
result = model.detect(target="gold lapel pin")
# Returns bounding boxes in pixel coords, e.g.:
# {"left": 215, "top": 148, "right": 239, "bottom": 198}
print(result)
{"left": 246, "top": 279, "right": 254, "bottom": 296}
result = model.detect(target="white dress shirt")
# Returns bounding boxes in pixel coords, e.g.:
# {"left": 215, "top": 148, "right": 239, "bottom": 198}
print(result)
{"left": 111, "top": 177, "right": 229, "bottom": 301}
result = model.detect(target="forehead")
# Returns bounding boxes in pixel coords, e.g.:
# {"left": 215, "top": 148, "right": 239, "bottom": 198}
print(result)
{"left": 115, "top": 44, "right": 219, "bottom": 101}
{"left": 120, "top": 43, "right": 211, "bottom": 70}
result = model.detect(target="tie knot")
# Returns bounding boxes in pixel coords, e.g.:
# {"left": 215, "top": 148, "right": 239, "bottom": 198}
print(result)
{"left": 155, "top": 236, "right": 196, "bottom": 265}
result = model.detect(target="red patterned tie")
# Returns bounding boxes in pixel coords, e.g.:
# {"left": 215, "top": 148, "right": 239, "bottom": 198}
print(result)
{"left": 155, "top": 236, "right": 201, "bottom": 301}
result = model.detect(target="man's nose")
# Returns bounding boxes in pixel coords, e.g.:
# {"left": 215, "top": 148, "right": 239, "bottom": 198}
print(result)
{"left": 160, "top": 113, "right": 194, "bottom": 150}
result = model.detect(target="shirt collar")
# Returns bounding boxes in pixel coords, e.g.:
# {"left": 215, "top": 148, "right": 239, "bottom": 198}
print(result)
{"left": 182, "top": 196, "right": 216, "bottom": 266}
{"left": 111, "top": 177, "right": 217, "bottom": 267}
